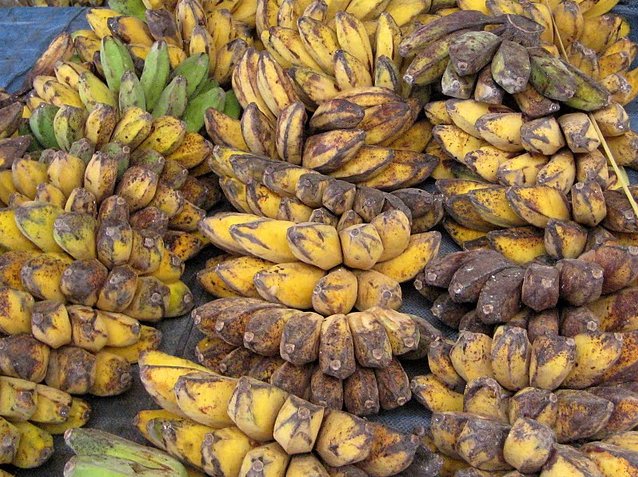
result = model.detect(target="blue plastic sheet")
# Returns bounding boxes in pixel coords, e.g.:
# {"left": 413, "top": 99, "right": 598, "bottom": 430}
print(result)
{"left": 1, "top": 2, "right": 638, "bottom": 475}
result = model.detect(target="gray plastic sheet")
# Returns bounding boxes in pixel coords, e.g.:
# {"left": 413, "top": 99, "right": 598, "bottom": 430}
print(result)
{"left": 0, "top": 2, "right": 638, "bottom": 474}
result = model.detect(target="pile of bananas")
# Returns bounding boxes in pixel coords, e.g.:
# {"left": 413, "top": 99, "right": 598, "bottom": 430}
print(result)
{"left": 29, "top": 34, "right": 233, "bottom": 135}
{"left": 197, "top": 211, "right": 441, "bottom": 313}
{"left": 188, "top": 298, "right": 435, "bottom": 415}
{"left": 407, "top": 243, "right": 638, "bottom": 475}
{"left": 208, "top": 145, "right": 443, "bottom": 231}
{"left": 136, "top": 350, "right": 425, "bottom": 476}
{"left": 459, "top": 0, "right": 638, "bottom": 105}
{"left": 82, "top": 0, "right": 257, "bottom": 85}
{"left": 412, "top": 330, "right": 638, "bottom": 475}
{"left": 418, "top": 244, "right": 638, "bottom": 331}
{"left": 0, "top": 377, "right": 89, "bottom": 470}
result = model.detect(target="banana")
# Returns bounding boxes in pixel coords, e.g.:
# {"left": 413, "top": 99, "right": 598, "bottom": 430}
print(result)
{"left": 139, "top": 351, "right": 210, "bottom": 416}
{"left": 201, "top": 426, "right": 254, "bottom": 477}
{"left": 11, "top": 421, "right": 54, "bottom": 469}
{"left": 205, "top": 108, "right": 249, "bottom": 150}
{"left": 78, "top": 71, "right": 118, "bottom": 112}
{"left": 506, "top": 185, "right": 570, "bottom": 228}
{"left": 118, "top": 70, "right": 147, "bottom": 112}
{"left": 312, "top": 267, "right": 358, "bottom": 315}
{"left": 355, "top": 269, "right": 402, "bottom": 311}
{"left": 84, "top": 104, "right": 118, "bottom": 149}
{"left": 257, "top": 51, "right": 300, "bottom": 117}
{"left": 287, "top": 66, "right": 340, "bottom": 105}
{"left": 240, "top": 103, "right": 277, "bottom": 158}
{"left": 562, "top": 332, "right": 624, "bottom": 389}
{"left": 297, "top": 16, "right": 340, "bottom": 75}
{"left": 29, "top": 103, "right": 60, "bottom": 149}
{"left": 152, "top": 75, "right": 188, "bottom": 119}
{"left": 254, "top": 262, "right": 326, "bottom": 309}
{"left": 138, "top": 116, "right": 187, "bottom": 155}
{"left": 315, "top": 409, "right": 372, "bottom": 467}
{"left": 139, "top": 41, "right": 171, "bottom": 112}
{"left": 53, "top": 105, "right": 87, "bottom": 152}
{"left": 227, "top": 376, "right": 288, "bottom": 442}
{"left": 12, "top": 157, "right": 48, "bottom": 199}
{"left": 334, "top": 49, "right": 373, "bottom": 90}
{"left": 100, "top": 36, "right": 135, "bottom": 93}
{"left": 373, "top": 231, "right": 441, "bottom": 283}
{"left": 411, "top": 373, "right": 464, "bottom": 412}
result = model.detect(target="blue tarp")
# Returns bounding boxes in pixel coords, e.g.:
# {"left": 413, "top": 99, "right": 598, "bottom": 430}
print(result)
{"left": 1, "top": 2, "right": 638, "bottom": 475}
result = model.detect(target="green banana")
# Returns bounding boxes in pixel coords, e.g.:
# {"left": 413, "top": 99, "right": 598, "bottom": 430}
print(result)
{"left": 29, "top": 103, "right": 60, "bottom": 149}
{"left": 152, "top": 75, "right": 188, "bottom": 118}
{"left": 171, "top": 52, "right": 209, "bottom": 98}
{"left": 140, "top": 41, "right": 170, "bottom": 112}
{"left": 100, "top": 36, "right": 136, "bottom": 93}
{"left": 100, "top": 142, "right": 131, "bottom": 179}
{"left": 191, "top": 77, "right": 218, "bottom": 98}
{"left": 64, "top": 455, "right": 179, "bottom": 477}
{"left": 107, "top": 0, "right": 146, "bottom": 20}
{"left": 223, "top": 89, "right": 242, "bottom": 119}
{"left": 528, "top": 49, "right": 578, "bottom": 102}
{"left": 564, "top": 62, "right": 611, "bottom": 111}
{"left": 64, "top": 428, "right": 188, "bottom": 476}
{"left": 69, "top": 138, "right": 96, "bottom": 164}
{"left": 183, "top": 87, "right": 225, "bottom": 132}
{"left": 119, "top": 70, "right": 146, "bottom": 112}
{"left": 53, "top": 105, "right": 87, "bottom": 152}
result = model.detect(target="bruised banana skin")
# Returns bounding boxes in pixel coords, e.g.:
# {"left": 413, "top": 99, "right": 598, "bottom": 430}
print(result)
{"left": 137, "top": 351, "right": 421, "bottom": 476}
{"left": 191, "top": 297, "right": 418, "bottom": 382}
{"left": 208, "top": 144, "right": 441, "bottom": 229}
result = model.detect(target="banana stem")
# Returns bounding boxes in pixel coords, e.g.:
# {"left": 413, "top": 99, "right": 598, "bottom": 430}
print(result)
{"left": 543, "top": 0, "right": 638, "bottom": 219}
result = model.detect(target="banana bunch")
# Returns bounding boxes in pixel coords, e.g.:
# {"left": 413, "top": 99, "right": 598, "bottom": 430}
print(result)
{"left": 193, "top": 336, "right": 414, "bottom": 417}
{"left": 400, "top": 10, "right": 610, "bottom": 111}
{"left": 197, "top": 211, "right": 440, "bottom": 311}
{"left": 0, "top": 283, "right": 161, "bottom": 362}
{"left": 414, "top": 323, "right": 638, "bottom": 409}
{"left": 433, "top": 98, "right": 634, "bottom": 179}
{"left": 431, "top": 176, "right": 631, "bottom": 261}
{"left": 207, "top": 83, "right": 438, "bottom": 191}
{"left": 4, "top": 118, "right": 220, "bottom": 261}
{"left": 0, "top": 375, "right": 90, "bottom": 470}
{"left": 0, "top": 193, "right": 195, "bottom": 320}
{"left": 64, "top": 428, "right": 190, "bottom": 477}
{"left": 189, "top": 298, "right": 419, "bottom": 409}
{"left": 0, "top": 290, "right": 150, "bottom": 397}
{"left": 208, "top": 145, "right": 444, "bottom": 232}
{"left": 198, "top": 253, "right": 410, "bottom": 314}
{"left": 84, "top": 0, "right": 256, "bottom": 86}
{"left": 422, "top": 380, "right": 638, "bottom": 475}
{"left": 416, "top": 244, "right": 638, "bottom": 330}
{"left": 460, "top": 0, "right": 638, "bottom": 106}
{"left": 413, "top": 319, "right": 638, "bottom": 475}
{"left": 136, "top": 350, "right": 424, "bottom": 476}
{"left": 29, "top": 34, "right": 232, "bottom": 135}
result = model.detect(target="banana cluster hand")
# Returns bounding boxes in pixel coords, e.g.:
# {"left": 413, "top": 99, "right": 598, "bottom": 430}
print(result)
{"left": 137, "top": 350, "right": 424, "bottom": 476}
